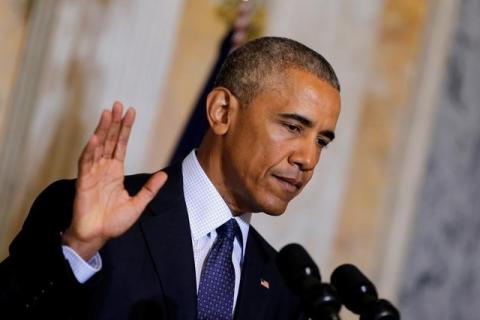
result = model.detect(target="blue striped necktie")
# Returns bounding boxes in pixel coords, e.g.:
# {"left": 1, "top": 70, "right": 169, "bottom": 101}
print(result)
{"left": 197, "top": 218, "right": 242, "bottom": 320}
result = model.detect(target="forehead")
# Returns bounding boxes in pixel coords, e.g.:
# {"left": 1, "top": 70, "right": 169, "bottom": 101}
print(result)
{"left": 252, "top": 68, "right": 341, "bottom": 123}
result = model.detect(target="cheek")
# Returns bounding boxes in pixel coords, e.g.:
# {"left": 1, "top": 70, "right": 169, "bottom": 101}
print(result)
{"left": 265, "top": 129, "right": 296, "bottom": 162}
{"left": 256, "top": 129, "right": 285, "bottom": 157}
{"left": 232, "top": 121, "right": 290, "bottom": 182}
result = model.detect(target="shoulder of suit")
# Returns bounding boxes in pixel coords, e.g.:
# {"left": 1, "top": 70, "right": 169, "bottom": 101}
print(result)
{"left": 41, "top": 164, "right": 180, "bottom": 196}
{"left": 123, "top": 163, "right": 182, "bottom": 196}
{"left": 123, "top": 173, "right": 154, "bottom": 195}
{"left": 41, "top": 173, "right": 154, "bottom": 197}
{"left": 247, "top": 226, "right": 279, "bottom": 259}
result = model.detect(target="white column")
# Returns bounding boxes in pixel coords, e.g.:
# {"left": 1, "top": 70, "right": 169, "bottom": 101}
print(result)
{"left": 26, "top": 0, "right": 185, "bottom": 177}
{"left": 0, "top": 0, "right": 185, "bottom": 258}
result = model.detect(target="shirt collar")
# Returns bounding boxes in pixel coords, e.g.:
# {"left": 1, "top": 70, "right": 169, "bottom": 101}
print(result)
{"left": 182, "top": 150, "right": 251, "bottom": 248}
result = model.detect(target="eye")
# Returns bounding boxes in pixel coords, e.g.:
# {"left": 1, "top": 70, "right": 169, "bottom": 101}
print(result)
{"left": 317, "top": 138, "right": 329, "bottom": 148}
{"left": 283, "top": 122, "right": 301, "bottom": 133}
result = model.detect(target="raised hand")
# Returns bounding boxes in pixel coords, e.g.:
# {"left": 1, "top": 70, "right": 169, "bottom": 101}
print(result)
{"left": 62, "top": 102, "right": 167, "bottom": 260}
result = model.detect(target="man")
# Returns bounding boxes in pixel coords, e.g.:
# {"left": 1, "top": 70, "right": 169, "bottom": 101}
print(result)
{"left": 0, "top": 37, "right": 341, "bottom": 319}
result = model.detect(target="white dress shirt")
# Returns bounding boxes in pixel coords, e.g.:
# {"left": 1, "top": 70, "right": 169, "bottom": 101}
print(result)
{"left": 183, "top": 150, "right": 251, "bottom": 309}
{"left": 62, "top": 150, "right": 251, "bottom": 309}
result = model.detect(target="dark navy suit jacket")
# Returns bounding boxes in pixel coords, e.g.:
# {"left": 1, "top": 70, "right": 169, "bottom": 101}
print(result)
{"left": 0, "top": 164, "right": 302, "bottom": 319}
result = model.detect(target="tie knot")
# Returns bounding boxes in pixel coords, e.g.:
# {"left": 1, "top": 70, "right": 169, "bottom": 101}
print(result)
{"left": 217, "top": 218, "right": 242, "bottom": 243}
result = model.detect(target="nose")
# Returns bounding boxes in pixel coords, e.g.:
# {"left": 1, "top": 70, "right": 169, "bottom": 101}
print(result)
{"left": 289, "top": 139, "right": 319, "bottom": 171}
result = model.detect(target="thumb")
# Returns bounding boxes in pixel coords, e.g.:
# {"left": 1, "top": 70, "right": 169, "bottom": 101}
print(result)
{"left": 132, "top": 171, "right": 168, "bottom": 210}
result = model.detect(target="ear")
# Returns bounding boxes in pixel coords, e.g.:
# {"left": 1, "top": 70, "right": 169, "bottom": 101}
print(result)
{"left": 205, "top": 87, "right": 240, "bottom": 135}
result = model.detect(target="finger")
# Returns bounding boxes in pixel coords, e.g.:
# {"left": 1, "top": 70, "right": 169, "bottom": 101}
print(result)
{"left": 93, "top": 137, "right": 103, "bottom": 163}
{"left": 92, "top": 110, "right": 111, "bottom": 163}
{"left": 94, "top": 109, "right": 112, "bottom": 145}
{"left": 131, "top": 171, "right": 168, "bottom": 211}
{"left": 114, "top": 107, "right": 136, "bottom": 161}
{"left": 78, "top": 134, "right": 99, "bottom": 176}
{"left": 103, "top": 101, "right": 123, "bottom": 159}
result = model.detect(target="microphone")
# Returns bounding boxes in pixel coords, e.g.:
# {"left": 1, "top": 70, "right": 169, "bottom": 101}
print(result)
{"left": 330, "top": 264, "right": 400, "bottom": 320}
{"left": 277, "top": 244, "right": 341, "bottom": 320}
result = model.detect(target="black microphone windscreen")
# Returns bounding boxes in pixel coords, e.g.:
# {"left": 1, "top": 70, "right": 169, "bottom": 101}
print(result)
{"left": 277, "top": 244, "right": 344, "bottom": 320}
{"left": 330, "top": 264, "right": 378, "bottom": 314}
{"left": 276, "top": 243, "right": 321, "bottom": 293}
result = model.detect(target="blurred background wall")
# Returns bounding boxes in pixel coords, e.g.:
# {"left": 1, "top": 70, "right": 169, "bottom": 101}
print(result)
{"left": 1, "top": 0, "right": 478, "bottom": 319}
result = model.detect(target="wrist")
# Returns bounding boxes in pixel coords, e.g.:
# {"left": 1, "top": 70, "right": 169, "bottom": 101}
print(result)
{"left": 61, "top": 230, "right": 105, "bottom": 261}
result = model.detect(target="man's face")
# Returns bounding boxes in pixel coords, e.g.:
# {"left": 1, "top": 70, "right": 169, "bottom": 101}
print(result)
{"left": 220, "top": 68, "right": 341, "bottom": 215}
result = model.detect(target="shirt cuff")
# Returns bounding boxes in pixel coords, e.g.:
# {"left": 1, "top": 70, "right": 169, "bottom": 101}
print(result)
{"left": 62, "top": 245, "right": 102, "bottom": 284}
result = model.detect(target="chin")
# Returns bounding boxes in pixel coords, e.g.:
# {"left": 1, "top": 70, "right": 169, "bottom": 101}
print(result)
{"left": 257, "top": 198, "right": 289, "bottom": 216}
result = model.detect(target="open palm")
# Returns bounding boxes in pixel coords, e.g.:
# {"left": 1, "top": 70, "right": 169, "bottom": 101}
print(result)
{"left": 62, "top": 102, "right": 167, "bottom": 260}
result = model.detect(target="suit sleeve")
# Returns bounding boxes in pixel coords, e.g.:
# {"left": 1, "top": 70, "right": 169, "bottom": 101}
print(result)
{"left": 0, "top": 179, "right": 84, "bottom": 319}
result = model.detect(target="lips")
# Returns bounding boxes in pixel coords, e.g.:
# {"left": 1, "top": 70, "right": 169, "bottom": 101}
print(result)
{"left": 272, "top": 174, "right": 302, "bottom": 194}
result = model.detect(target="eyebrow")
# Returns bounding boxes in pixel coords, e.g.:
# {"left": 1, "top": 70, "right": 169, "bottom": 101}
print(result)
{"left": 278, "top": 113, "right": 336, "bottom": 141}
{"left": 279, "top": 113, "right": 313, "bottom": 127}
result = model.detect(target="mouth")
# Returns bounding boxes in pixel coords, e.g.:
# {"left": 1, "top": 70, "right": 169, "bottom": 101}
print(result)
{"left": 271, "top": 174, "right": 302, "bottom": 194}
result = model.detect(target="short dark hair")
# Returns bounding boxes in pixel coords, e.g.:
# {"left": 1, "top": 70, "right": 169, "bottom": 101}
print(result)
{"left": 214, "top": 36, "right": 340, "bottom": 107}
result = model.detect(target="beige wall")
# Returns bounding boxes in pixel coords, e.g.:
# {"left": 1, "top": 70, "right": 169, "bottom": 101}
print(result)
{"left": 330, "top": 0, "right": 429, "bottom": 277}
{"left": 0, "top": 0, "right": 30, "bottom": 256}
{"left": 0, "top": 0, "right": 185, "bottom": 258}
{"left": 146, "top": 0, "right": 228, "bottom": 169}
{"left": 0, "top": 0, "right": 29, "bottom": 151}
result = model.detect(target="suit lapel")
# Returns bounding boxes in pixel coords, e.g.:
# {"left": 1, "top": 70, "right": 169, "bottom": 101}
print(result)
{"left": 235, "top": 228, "right": 273, "bottom": 320}
{"left": 140, "top": 165, "right": 197, "bottom": 319}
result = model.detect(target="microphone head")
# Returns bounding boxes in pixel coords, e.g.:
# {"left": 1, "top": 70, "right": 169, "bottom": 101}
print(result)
{"left": 277, "top": 244, "right": 342, "bottom": 319}
{"left": 330, "top": 264, "right": 378, "bottom": 314}
{"left": 276, "top": 243, "right": 321, "bottom": 294}
{"left": 360, "top": 299, "right": 400, "bottom": 320}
